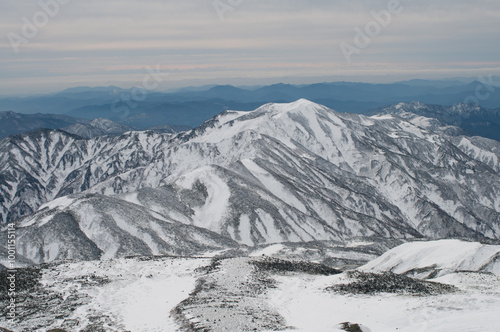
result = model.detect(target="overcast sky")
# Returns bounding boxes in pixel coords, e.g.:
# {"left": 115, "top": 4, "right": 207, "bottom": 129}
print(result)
{"left": 1, "top": 0, "right": 499, "bottom": 95}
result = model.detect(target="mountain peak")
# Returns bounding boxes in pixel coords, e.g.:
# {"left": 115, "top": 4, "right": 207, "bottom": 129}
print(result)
{"left": 2, "top": 100, "right": 500, "bottom": 251}
{"left": 277, "top": 98, "right": 324, "bottom": 108}
{"left": 255, "top": 99, "right": 330, "bottom": 116}
{"left": 290, "top": 98, "right": 323, "bottom": 108}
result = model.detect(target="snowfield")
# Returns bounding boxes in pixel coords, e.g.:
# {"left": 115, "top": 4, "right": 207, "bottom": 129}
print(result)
{"left": 266, "top": 239, "right": 500, "bottom": 331}
{"left": 267, "top": 270, "right": 500, "bottom": 332}
{"left": 1, "top": 240, "right": 500, "bottom": 332}
{"left": 1, "top": 257, "right": 213, "bottom": 332}
{"left": 44, "top": 258, "right": 210, "bottom": 332}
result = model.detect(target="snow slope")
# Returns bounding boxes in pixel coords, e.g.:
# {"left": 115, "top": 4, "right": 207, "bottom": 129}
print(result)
{"left": 10, "top": 193, "right": 239, "bottom": 263}
{"left": 2, "top": 100, "right": 500, "bottom": 249}
{"left": 266, "top": 239, "right": 500, "bottom": 332}
{"left": 1, "top": 257, "right": 212, "bottom": 331}
{"left": 360, "top": 239, "right": 500, "bottom": 278}
{"left": 2, "top": 246, "right": 499, "bottom": 331}
{"left": 266, "top": 270, "right": 500, "bottom": 332}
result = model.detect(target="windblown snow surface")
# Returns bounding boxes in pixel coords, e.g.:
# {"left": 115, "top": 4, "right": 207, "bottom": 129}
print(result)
{"left": 267, "top": 239, "right": 500, "bottom": 332}
{"left": 1, "top": 240, "right": 499, "bottom": 331}
{"left": 360, "top": 239, "right": 500, "bottom": 278}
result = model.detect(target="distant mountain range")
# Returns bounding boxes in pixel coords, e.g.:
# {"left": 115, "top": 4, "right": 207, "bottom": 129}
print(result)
{"left": 1, "top": 100, "right": 499, "bottom": 264}
{"left": 1, "top": 80, "right": 499, "bottom": 132}
{"left": 0, "top": 111, "right": 87, "bottom": 139}
{"left": 0, "top": 112, "right": 191, "bottom": 140}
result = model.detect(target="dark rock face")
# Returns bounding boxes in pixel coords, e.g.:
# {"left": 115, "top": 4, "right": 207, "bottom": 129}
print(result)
{"left": 0, "top": 328, "right": 16, "bottom": 332}
{"left": 0, "top": 266, "right": 41, "bottom": 295}
{"left": 0, "top": 265, "right": 94, "bottom": 332}
{"left": 339, "top": 322, "right": 364, "bottom": 332}
{"left": 0, "top": 274, "right": 113, "bottom": 331}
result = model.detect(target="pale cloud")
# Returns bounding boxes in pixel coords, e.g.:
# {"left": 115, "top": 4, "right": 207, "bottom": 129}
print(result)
{"left": 0, "top": 0, "right": 499, "bottom": 94}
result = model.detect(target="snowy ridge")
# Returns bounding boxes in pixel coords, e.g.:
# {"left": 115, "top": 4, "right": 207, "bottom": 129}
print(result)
{"left": 62, "top": 118, "right": 133, "bottom": 138}
{"left": 13, "top": 193, "right": 239, "bottom": 264}
{"left": 0, "top": 129, "right": 172, "bottom": 224}
{"left": 359, "top": 239, "right": 500, "bottom": 278}
{"left": 370, "top": 101, "right": 500, "bottom": 141}
{"left": 1, "top": 100, "right": 500, "bottom": 254}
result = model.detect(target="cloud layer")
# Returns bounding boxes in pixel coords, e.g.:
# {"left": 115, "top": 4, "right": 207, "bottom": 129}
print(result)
{"left": 1, "top": 0, "right": 499, "bottom": 94}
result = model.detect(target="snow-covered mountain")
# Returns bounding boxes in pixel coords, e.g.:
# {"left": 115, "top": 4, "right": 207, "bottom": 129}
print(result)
{"left": 62, "top": 118, "right": 133, "bottom": 138}
{"left": 0, "top": 128, "right": 173, "bottom": 224}
{"left": 1, "top": 100, "right": 500, "bottom": 257}
{"left": 0, "top": 111, "right": 86, "bottom": 140}
{"left": 368, "top": 101, "right": 500, "bottom": 141}
{"left": 360, "top": 239, "right": 500, "bottom": 278}
{"left": 11, "top": 193, "right": 239, "bottom": 264}
{"left": 145, "top": 123, "right": 192, "bottom": 134}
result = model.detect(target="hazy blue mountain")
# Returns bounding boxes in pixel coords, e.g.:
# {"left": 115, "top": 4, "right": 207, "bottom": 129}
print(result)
{"left": 58, "top": 86, "right": 127, "bottom": 94}
{"left": 169, "top": 84, "right": 219, "bottom": 93}
{"left": 68, "top": 100, "right": 264, "bottom": 129}
{"left": 62, "top": 118, "right": 134, "bottom": 138}
{"left": 2, "top": 80, "right": 500, "bottom": 131}
{"left": 0, "top": 111, "right": 87, "bottom": 140}
{"left": 394, "top": 79, "right": 469, "bottom": 88}
{"left": 0, "top": 87, "right": 125, "bottom": 114}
